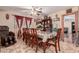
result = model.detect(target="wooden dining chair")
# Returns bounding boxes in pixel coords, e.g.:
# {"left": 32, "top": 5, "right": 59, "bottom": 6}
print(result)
{"left": 37, "top": 28, "right": 62, "bottom": 53}
{"left": 25, "top": 28, "right": 31, "bottom": 45}
{"left": 22, "top": 28, "right": 30, "bottom": 45}
{"left": 29, "top": 29, "right": 43, "bottom": 52}
{"left": 30, "top": 29, "right": 38, "bottom": 47}
{"left": 46, "top": 28, "right": 62, "bottom": 53}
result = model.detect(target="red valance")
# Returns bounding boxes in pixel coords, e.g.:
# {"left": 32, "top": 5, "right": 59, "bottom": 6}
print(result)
{"left": 25, "top": 17, "right": 32, "bottom": 27}
{"left": 14, "top": 15, "right": 24, "bottom": 39}
{"left": 14, "top": 15, "right": 24, "bottom": 28}
{"left": 25, "top": 17, "right": 32, "bottom": 20}
{"left": 14, "top": 15, "right": 32, "bottom": 39}
{"left": 14, "top": 15, "right": 24, "bottom": 20}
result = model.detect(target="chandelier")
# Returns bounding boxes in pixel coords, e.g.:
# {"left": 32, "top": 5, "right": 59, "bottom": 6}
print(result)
{"left": 31, "top": 6, "right": 42, "bottom": 16}
{"left": 20, "top": 6, "right": 43, "bottom": 16}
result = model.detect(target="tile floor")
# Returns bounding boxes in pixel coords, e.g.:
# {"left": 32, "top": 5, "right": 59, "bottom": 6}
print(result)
{"left": 0, "top": 38, "right": 79, "bottom": 53}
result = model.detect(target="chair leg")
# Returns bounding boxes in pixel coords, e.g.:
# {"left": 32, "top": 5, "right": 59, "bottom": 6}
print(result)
{"left": 55, "top": 42, "right": 58, "bottom": 53}
{"left": 43, "top": 43, "right": 47, "bottom": 53}
{"left": 58, "top": 41, "right": 60, "bottom": 51}
{"left": 31, "top": 39, "right": 34, "bottom": 48}
{"left": 43, "top": 49, "right": 46, "bottom": 53}
{"left": 32, "top": 43, "right": 34, "bottom": 48}
{"left": 25, "top": 39, "right": 27, "bottom": 45}
{"left": 43, "top": 46, "right": 46, "bottom": 53}
{"left": 23, "top": 37, "right": 24, "bottom": 41}
{"left": 35, "top": 44, "right": 38, "bottom": 53}
{"left": 28, "top": 40, "right": 31, "bottom": 47}
{"left": 55, "top": 46, "right": 58, "bottom": 53}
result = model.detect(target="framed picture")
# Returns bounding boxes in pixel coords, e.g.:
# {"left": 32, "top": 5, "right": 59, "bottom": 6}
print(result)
{"left": 66, "top": 8, "right": 72, "bottom": 14}
{"left": 6, "top": 14, "right": 9, "bottom": 20}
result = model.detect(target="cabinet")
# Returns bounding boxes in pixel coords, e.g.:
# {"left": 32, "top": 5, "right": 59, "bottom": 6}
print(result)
{"left": 0, "top": 26, "right": 16, "bottom": 47}
{"left": 0, "top": 26, "right": 9, "bottom": 46}
{"left": 36, "top": 17, "right": 52, "bottom": 32}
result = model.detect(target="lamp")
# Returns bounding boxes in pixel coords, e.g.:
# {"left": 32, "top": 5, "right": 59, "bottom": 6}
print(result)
{"left": 53, "top": 14, "right": 60, "bottom": 21}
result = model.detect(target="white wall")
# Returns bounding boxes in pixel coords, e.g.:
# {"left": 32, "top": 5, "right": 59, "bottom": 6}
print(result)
{"left": 0, "top": 11, "right": 15, "bottom": 32}
{"left": 0, "top": 11, "right": 36, "bottom": 35}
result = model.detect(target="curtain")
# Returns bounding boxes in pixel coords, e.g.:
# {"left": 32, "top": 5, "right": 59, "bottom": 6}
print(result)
{"left": 25, "top": 17, "right": 32, "bottom": 28}
{"left": 14, "top": 15, "right": 24, "bottom": 39}
{"left": 14, "top": 15, "right": 32, "bottom": 39}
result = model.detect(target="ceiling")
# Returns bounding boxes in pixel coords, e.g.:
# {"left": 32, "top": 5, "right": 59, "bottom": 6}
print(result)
{"left": 0, "top": 6, "right": 74, "bottom": 15}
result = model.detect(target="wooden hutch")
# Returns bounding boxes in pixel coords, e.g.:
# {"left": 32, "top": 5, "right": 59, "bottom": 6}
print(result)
{"left": 36, "top": 16, "right": 52, "bottom": 32}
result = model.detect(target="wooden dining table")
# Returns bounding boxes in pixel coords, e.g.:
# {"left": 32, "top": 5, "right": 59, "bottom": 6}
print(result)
{"left": 37, "top": 30, "right": 57, "bottom": 42}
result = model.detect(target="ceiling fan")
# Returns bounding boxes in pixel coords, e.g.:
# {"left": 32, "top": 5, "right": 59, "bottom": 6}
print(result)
{"left": 31, "top": 6, "right": 42, "bottom": 16}
{"left": 20, "top": 6, "right": 42, "bottom": 16}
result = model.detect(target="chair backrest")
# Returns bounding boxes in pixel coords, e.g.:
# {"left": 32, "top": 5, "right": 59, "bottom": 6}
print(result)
{"left": 22, "top": 28, "right": 26, "bottom": 35}
{"left": 30, "top": 28, "right": 38, "bottom": 43}
{"left": 30, "top": 28, "right": 37, "bottom": 36}
{"left": 56, "top": 28, "right": 62, "bottom": 40}
{"left": 26, "top": 28, "right": 30, "bottom": 35}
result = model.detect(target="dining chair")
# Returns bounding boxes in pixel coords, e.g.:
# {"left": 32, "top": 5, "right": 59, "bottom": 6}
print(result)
{"left": 46, "top": 28, "right": 62, "bottom": 53}
{"left": 36, "top": 28, "right": 62, "bottom": 53}
{"left": 25, "top": 28, "right": 31, "bottom": 45}
{"left": 22, "top": 28, "right": 31, "bottom": 45}
{"left": 30, "top": 29, "right": 38, "bottom": 48}
{"left": 29, "top": 29, "right": 43, "bottom": 53}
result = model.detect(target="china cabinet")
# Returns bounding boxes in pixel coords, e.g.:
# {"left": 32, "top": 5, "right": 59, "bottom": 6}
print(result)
{"left": 36, "top": 16, "right": 52, "bottom": 32}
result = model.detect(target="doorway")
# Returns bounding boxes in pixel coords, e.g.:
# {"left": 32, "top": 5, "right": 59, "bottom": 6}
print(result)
{"left": 61, "top": 12, "right": 78, "bottom": 43}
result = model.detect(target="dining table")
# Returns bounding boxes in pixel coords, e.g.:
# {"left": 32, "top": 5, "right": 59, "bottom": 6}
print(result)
{"left": 37, "top": 30, "right": 57, "bottom": 42}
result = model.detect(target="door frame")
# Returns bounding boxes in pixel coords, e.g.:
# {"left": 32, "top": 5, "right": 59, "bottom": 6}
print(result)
{"left": 61, "top": 11, "right": 78, "bottom": 41}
